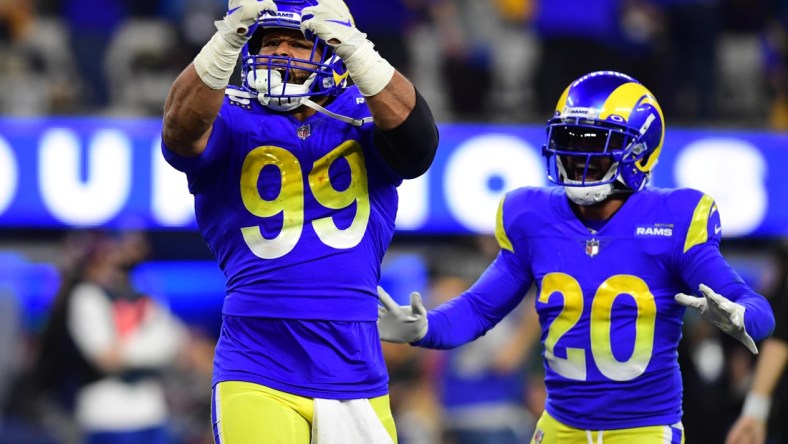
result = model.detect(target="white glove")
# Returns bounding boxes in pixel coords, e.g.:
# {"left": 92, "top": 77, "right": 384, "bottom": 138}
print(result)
{"left": 300, "top": 0, "right": 394, "bottom": 96}
{"left": 300, "top": 0, "right": 363, "bottom": 53}
{"left": 219, "top": 0, "right": 278, "bottom": 46}
{"left": 377, "top": 286, "right": 428, "bottom": 344}
{"left": 675, "top": 283, "right": 758, "bottom": 354}
{"left": 194, "top": 0, "right": 277, "bottom": 89}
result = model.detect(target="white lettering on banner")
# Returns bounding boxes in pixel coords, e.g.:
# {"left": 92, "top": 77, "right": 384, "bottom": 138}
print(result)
{"left": 673, "top": 139, "right": 766, "bottom": 237}
{"left": 0, "top": 136, "right": 18, "bottom": 216}
{"left": 151, "top": 138, "right": 195, "bottom": 226}
{"left": 39, "top": 129, "right": 132, "bottom": 225}
{"left": 395, "top": 172, "right": 429, "bottom": 230}
{"left": 0, "top": 122, "right": 775, "bottom": 234}
{"left": 443, "top": 134, "right": 545, "bottom": 233}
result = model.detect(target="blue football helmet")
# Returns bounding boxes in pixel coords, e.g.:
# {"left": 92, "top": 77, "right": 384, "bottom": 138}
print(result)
{"left": 542, "top": 71, "right": 665, "bottom": 205}
{"left": 241, "top": 0, "right": 349, "bottom": 111}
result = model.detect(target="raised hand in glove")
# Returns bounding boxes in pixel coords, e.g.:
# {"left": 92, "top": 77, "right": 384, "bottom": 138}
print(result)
{"left": 215, "top": 0, "right": 277, "bottom": 48}
{"left": 219, "top": 0, "right": 278, "bottom": 45}
{"left": 377, "top": 286, "right": 428, "bottom": 344}
{"left": 194, "top": 0, "right": 277, "bottom": 89}
{"left": 675, "top": 283, "right": 758, "bottom": 354}
{"left": 300, "top": 0, "right": 394, "bottom": 96}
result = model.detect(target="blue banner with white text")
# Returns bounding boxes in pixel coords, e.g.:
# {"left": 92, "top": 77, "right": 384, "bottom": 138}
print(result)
{"left": 0, "top": 118, "right": 786, "bottom": 237}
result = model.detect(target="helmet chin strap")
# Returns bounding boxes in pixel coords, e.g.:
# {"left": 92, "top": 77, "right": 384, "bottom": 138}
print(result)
{"left": 561, "top": 162, "right": 624, "bottom": 206}
{"left": 249, "top": 68, "right": 373, "bottom": 127}
{"left": 301, "top": 98, "right": 372, "bottom": 127}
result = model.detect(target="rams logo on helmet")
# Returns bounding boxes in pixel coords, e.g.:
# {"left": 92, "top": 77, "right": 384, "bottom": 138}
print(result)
{"left": 542, "top": 71, "right": 665, "bottom": 205}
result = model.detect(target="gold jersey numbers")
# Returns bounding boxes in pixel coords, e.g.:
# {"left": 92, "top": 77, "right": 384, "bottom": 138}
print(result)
{"left": 239, "top": 141, "right": 370, "bottom": 259}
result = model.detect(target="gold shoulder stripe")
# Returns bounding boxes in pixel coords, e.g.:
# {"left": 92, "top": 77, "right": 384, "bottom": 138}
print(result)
{"left": 683, "top": 194, "right": 715, "bottom": 253}
{"left": 495, "top": 197, "right": 514, "bottom": 253}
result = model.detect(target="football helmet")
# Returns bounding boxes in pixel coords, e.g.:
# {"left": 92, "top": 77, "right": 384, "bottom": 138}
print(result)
{"left": 241, "top": 0, "right": 349, "bottom": 111}
{"left": 542, "top": 71, "right": 665, "bottom": 205}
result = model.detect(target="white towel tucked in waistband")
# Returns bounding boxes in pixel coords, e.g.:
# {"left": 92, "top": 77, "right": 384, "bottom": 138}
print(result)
{"left": 311, "top": 398, "right": 394, "bottom": 444}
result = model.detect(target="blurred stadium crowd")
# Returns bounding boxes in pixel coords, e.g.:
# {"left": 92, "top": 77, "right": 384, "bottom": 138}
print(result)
{"left": 0, "top": 0, "right": 786, "bottom": 127}
{"left": 0, "top": 0, "right": 787, "bottom": 443}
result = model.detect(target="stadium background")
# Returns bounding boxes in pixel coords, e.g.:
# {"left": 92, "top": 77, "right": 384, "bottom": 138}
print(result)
{"left": 0, "top": 0, "right": 786, "bottom": 443}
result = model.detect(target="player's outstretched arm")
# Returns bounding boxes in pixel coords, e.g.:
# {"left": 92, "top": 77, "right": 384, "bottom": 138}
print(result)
{"left": 162, "top": 0, "right": 277, "bottom": 157}
{"left": 675, "top": 283, "right": 759, "bottom": 353}
{"left": 301, "top": 0, "right": 438, "bottom": 178}
{"left": 376, "top": 286, "right": 428, "bottom": 344}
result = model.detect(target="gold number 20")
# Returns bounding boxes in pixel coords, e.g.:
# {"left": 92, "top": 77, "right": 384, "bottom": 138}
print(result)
{"left": 539, "top": 273, "right": 657, "bottom": 382}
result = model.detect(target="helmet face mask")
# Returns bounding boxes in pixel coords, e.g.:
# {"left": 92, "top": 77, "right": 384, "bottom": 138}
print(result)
{"left": 241, "top": 0, "right": 349, "bottom": 111}
{"left": 549, "top": 124, "right": 631, "bottom": 185}
{"left": 541, "top": 71, "right": 665, "bottom": 205}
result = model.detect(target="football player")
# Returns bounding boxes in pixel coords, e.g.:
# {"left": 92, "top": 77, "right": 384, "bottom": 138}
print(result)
{"left": 160, "top": 0, "right": 439, "bottom": 442}
{"left": 377, "top": 71, "right": 775, "bottom": 443}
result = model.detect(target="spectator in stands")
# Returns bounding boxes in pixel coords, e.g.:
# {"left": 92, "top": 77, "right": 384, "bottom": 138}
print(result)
{"left": 345, "top": 0, "right": 414, "bottom": 75}
{"left": 436, "top": 0, "right": 495, "bottom": 120}
{"left": 62, "top": 0, "right": 127, "bottom": 109}
{"left": 33, "top": 230, "right": 185, "bottom": 444}
{"left": 763, "top": 6, "right": 788, "bottom": 129}
{"left": 650, "top": 0, "right": 721, "bottom": 123}
{"left": 0, "top": 0, "right": 32, "bottom": 42}
{"left": 532, "top": 0, "right": 626, "bottom": 116}
{"left": 726, "top": 242, "right": 788, "bottom": 444}
{"left": 0, "top": 287, "right": 20, "bottom": 417}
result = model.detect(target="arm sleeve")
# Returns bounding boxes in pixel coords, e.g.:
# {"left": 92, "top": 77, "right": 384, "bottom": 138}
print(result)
{"left": 415, "top": 250, "right": 533, "bottom": 349}
{"left": 680, "top": 244, "right": 776, "bottom": 341}
{"left": 372, "top": 89, "right": 439, "bottom": 179}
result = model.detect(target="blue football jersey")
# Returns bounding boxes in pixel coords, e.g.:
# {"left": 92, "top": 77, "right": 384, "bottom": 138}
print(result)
{"left": 162, "top": 86, "right": 402, "bottom": 398}
{"left": 418, "top": 186, "right": 774, "bottom": 429}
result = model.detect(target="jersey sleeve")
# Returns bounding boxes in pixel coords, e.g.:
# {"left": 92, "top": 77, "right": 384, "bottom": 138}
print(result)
{"left": 415, "top": 250, "right": 533, "bottom": 349}
{"left": 678, "top": 193, "right": 775, "bottom": 341}
{"left": 416, "top": 194, "right": 533, "bottom": 349}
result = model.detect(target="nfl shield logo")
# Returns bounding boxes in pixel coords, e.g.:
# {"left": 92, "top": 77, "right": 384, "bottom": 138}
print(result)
{"left": 533, "top": 429, "right": 544, "bottom": 444}
{"left": 296, "top": 124, "right": 311, "bottom": 140}
{"left": 585, "top": 238, "right": 600, "bottom": 257}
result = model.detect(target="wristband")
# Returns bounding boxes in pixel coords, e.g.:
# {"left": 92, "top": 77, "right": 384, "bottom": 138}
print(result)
{"left": 742, "top": 392, "right": 771, "bottom": 421}
{"left": 337, "top": 35, "right": 395, "bottom": 97}
{"left": 193, "top": 21, "right": 248, "bottom": 90}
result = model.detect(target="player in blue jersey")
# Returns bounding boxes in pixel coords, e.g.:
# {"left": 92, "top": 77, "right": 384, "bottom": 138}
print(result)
{"left": 160, "top": 0, "right": 438, "bottom": 442}
{"left": 377, "top": 71, "right": 775, "bottom": 443}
